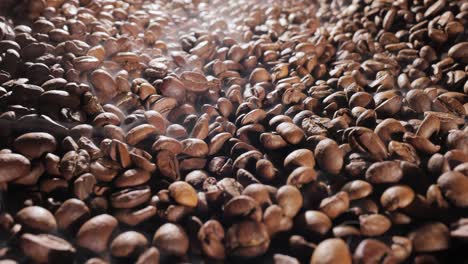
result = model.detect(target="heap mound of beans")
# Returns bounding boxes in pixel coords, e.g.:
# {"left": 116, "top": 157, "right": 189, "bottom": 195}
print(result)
{"left": 0, "top": 0, "right": 467, "bottom": 263}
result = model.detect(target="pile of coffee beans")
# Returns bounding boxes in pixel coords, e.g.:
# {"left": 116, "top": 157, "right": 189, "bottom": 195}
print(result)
{"left": 0, "top": 0, "right": 466, "bottom": 263}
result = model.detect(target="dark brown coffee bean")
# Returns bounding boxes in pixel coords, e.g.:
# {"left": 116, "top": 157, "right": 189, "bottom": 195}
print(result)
{"left": 20, "top": 233, "right": 75, "bottom": 263}
{"left": 298, "top": 210, "right": 332, "bottom": 235}
{"left": 54, "top": 198, "right": 90, "bottom": 231}
{"left": 448, "top": 42, "right": 468, "bottom": 64}
{"left": 359, "top": 214, "right": 391, "bottom": 236}
{"left": 126, "top": 124, "right": 160, "bottom": 146}
{"left": 110, "top": 186, "right": 151, "bottom": 209}
{"left": 315, "top": 139, "right": 343, "bottom": 175}
{"left": 366, "top": 161, "right": 402, "bottom": 184}
{"left": 226, "top": 220, "right": 270, "bottom": 257}
{"left": 76, "top": 214, "right": 118, "bottom": 253}
{"left": 437, "top": 171, "right": 468, "bottom": 208}
{"left": 341, "top": 180, "right": 373, "bottom": 200}
{"left": 198, "top": 220, "right": 225, "bottom": 260}
{"left": 110, "top": 231, "right": 148, "bottom": 258}
{"left": 168, "top": 181, "right": 198, "bottom": 207}
{"left": 180, "top": 71, "right": 209, "bottom": 93}
{"left": 153, "top": 223, "right": 189, "bottom": 257}
{"left": 276, "top": 122, "right": 305, "bottom": 144}
{"left": 319, "top": 192, "right": 350, "bottom": 219}
{"left": 16, "top": 206, "right": 57, "bottom": 233}
{"left": 354, "top": 239, "right": 393, "bottom": 264}
{"left": 276, "top": 185, "right": 303, "bottom": 218}
{"left": 284, "top": 149, "right": 315, "bottom": 169}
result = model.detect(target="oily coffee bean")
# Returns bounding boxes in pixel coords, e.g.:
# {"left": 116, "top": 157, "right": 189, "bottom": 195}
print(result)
{"left": 15, "top": 206, "right": 57, "bottom": 233}
{"left": 153, "top": 223, "right": 189, "bottom": 257}
{"left": 0, "top": 152, "right": 30, "bottom": 183}
{"left": 310, "top": 238, "right": 352, "bottom": 264}
{"left": 20, "top": 233, "right": 76, "bottom": 263}
{"left": 110, "top": 231, "right": 148, "bottom": 258}
{"left": 76, "top": 214, "right": 118, "bottom": 253}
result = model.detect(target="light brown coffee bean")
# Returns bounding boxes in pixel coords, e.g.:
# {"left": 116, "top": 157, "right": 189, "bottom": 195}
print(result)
{"left": 226, "top": 220, "right": 270, "bottom": 257}
{"left": 310, "top": 238, "right": 352, "bottom": 264}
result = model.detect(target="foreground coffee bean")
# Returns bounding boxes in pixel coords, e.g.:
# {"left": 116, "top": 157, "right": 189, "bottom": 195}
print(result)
{"left": 16, "top": 206, "right": 57, "bottom": 233}
{"left": 12, "top": 132, "right": 56, "bottom": 159}
{"left": 225, "top": 220, "right": 270, "bottom": 257}
{"left": 310, "top": 238, "right": 352, "bottom": 264}
{"left": 0, "top": 152, "right": 30, "bottom": 183}
{"left": 20, "top": 233, "right": 76, "bottom": 263}
{"left": 153, "top": 223, "right": 189, "bottom": 257}
{"left": 76, "top": 214, "right": 118, "bottom": 253}
{"left": 110, "top": 231, "right": 148, "bottom": 258}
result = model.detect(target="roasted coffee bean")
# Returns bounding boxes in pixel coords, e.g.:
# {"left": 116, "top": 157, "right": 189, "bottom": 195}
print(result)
{"left": 110, "top": 231, "right": 148, "bottom": 258}
{"left": 0, "top": 153, "right": 30, "bottom": 183}
{"left": 153, "top": 223, "right": 189, "bottom": 257}
{"left": 54, "top": 198, "right": 90, "bottom": 231}
{"left": 366, "top": 161, "right": 403, "bottom": 184}
{"left": 76, "top": 214, "right": 118, "bottom": 253}
{"left": 16, "top": 206, "right": 57, "bottom": 233}
{"left": 198, "top": 220, "right": 225, "bottom": 260}
{"left": 437, "top": 171, "right": 468, "bottom": 208}
{"left": 13, "top": 132, "right": 56, "bottom": 159}
{"left": 226, "top": 220, "right": 270, "bottom": 258}
{"left": 359, "top": 214, "right": 391, "bottom": 236}
{"left": 168, "top": 181, "right": 198, "bottom": 207}
{"left": 315, "top": 139, "right": 343, "bottom": 175}
{"left": 354, "top": 239, "right": 394, "bottom": 264}
{"left": 310, "top": 238, "right": 352, "bottom": 264}
{"left": 0, "top": 0, "right": 466, "bottom": 262}
{"left": 409, "top": 222, "right": 450, "bottom": 252}
{"left": 20, "top": 233, "right": 76, "bottom": 263}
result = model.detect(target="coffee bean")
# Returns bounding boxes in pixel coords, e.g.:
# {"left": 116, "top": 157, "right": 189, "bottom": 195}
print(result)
{"left": 310, "top": 238, "right": 352, "bottom": 264}
{"left": 366, "top": 161, "right": 403, "bottom": 184}
{"left": 226, "top": 220, "right": 270, "bottom": 257}
{"left": 198, "top": 220, "right": 225, "bottom": 260}
{"left": 437, "top": 171, "right": 468, "bottom": 208}
{"left": 354, "top": 239, "right": 394, "bottom": 264}
{"left": 448, "top": 42, "right": 468, "bottom": 63}
{"left": 276, "top": 185, "right": 303, "bottom": 218}
{"left": 54, "top": 198, "right": 90, "bottom": 231}
{"left": 168, "top": 181, "right": 198, "bottom": 208}
{"left": 76, "top": 214, "right": 118, "bottom": 253}
{"left": 0, "top": 153, "right": 30, "bottom": 183}
{"left": 16, "top": 206, "right": 57, "bottom": 233}
{"left": 0, "top": 0, "right": 466, "bottom": 262}
{"left": 409, "top": 222, "right": 450, "bottom": 252}
{"left": 110, "top": 231, "right": 148, "bottom": 258}
{"left": 153, "top": 223, "right": 189, "bottom": 257}
{"left": 381, "top": 185, "right": 415, "bottom": 211}
{"left": 20, "top": 233, "right": 75, "bottom": 263}
{"left": 359, "top": 214, "right": 391, "bottom": 236}
{"left": 315, "top": 139, "right": 343, "bottom": 175}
